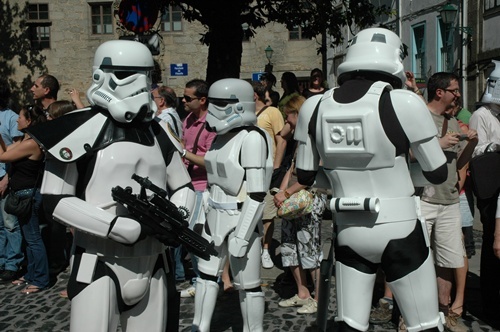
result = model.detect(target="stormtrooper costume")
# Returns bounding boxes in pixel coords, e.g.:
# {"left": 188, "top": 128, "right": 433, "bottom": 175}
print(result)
{"left": 295, "top": 28, "right": 448, "bottom": 332}
{"left": 28, "top": 40, "right": 195, "bottom": 332}
{"left": 191, "top": 79, "right": 273, "bottom": 332}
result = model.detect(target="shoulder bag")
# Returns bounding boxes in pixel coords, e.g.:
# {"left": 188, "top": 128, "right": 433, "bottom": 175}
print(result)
{"left": 469, "top": 143, "right": 500, "bottom": 200}
{"left": 4, "top": 169, "right": 41, "bottom": 222}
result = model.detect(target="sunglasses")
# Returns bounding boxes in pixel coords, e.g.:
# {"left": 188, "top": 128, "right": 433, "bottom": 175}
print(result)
{"left": 183, "top": 95, "right": 199, "bottom": 102}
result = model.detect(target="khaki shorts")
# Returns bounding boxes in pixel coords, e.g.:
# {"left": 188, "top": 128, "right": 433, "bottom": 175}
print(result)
{"left": 421, "top": 201, "right": 466, "bottom": 268}
{"left": 262, "top": 191, "right": 277, "bottom": 221}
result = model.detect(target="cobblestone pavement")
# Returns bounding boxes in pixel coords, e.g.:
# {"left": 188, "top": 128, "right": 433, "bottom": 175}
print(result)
{"left": 0, "top": 221, "right": 498, "bottom": 331}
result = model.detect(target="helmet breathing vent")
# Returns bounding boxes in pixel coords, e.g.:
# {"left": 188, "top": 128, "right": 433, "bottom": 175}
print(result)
{"left": 371, "top": 33, "right": 386, "bottom": 43}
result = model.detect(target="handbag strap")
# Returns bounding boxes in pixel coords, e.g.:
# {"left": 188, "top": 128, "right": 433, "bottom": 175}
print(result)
{"left": 256, "top": 106, "right": 269, "bottom": 117}
{"left": 29, "top": 169, "right": 42, "bottom": 199}
{"left": 187, "top": 123, "right": 205, "bottom": 175}
{"left": 167, "top": 113, "right": 180, "bottom": 137}
{"left": 441, "top": 117, "right": 448, "bottom": 137}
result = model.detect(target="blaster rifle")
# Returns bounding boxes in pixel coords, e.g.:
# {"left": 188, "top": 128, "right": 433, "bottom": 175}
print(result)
{"left": 111, "top": 174, "right": 217, "bottom": 261}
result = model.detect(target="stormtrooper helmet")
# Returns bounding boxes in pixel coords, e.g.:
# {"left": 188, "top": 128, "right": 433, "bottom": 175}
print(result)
{"left": 337, "top": 27, "right": 406, "bottom": 88}
{"left": 86, "top": 40, "right": 155, "bottom": 123}
{"left": 481, "top": 60, "right": 500, "bottom": 105}
{"left": 206, "top": 79, "right": 256, "bottom": 134}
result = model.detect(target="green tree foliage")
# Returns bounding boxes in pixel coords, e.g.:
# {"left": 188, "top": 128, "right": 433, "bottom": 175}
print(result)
{"left": 161, "top": 0, "right": 390, "bottom": 84}
{"left": 0, "top": 0, "right": 46, "bottom": 111}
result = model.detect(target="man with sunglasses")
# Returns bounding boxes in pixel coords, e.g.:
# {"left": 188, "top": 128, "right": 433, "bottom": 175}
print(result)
{"left": 178, "top": 79, "right": 216, "bottom": 298}
{"left": 421, "top": 72, "right": 477, "bottom": 332}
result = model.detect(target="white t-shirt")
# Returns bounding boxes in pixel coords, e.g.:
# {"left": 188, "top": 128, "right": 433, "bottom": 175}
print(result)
{"left": 157, "top": 107, "right": 183, "bottom": 139}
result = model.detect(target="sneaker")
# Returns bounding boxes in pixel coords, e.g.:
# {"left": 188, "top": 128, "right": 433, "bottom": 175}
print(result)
{"left": 369, "top": 297, "right": 393, "bottom": 324}
{"left": 445, "top": 311, "right": 469, "bottom": 332}
{"left": 261, "top": 251, "right": 274, "bottom": 269}
{"left": 180, "top": 286, "right": 196, "bottom": 298}
{"left": 297, "top": 298, "right": 318, "bottom": 314}
{"left": 278, "top": 294, "right": 310, "bottom": 308}
{"left": 398, "top": 316, "right": 408, "bottom": 332}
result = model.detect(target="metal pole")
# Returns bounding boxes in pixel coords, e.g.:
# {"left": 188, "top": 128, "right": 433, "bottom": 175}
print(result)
{"left": 460, "top": 0, "right": 468, "bottom": 107}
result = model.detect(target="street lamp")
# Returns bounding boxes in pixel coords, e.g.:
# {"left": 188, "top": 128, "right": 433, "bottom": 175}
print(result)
{"left": 440, "top": 3, "right": 458, "bottom": 24}
{"left": 439, "top": 1, "right": 473, "bottom": 105}
{"left": 265, "top": 45, "right": 274, "bottom": 73}
{"left": 439, "top": 3, "right": 457, "bottom": 73}
{"left": 440, "top": 3, "right": 473, "bottom": 44}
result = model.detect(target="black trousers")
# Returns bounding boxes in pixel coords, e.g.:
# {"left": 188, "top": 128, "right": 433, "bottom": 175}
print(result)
{"left": 476, "top": 193, "right": 500, "bottom": 318}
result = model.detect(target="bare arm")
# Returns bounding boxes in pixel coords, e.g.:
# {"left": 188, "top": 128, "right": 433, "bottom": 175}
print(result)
{"left": 279, "top": 122, "right": 294, "bottom": 141}
{"left": 274, "top": 134, "right": 286, "bottom": 169}
{"left": 181, "top": 130, "right": 215, "bottom": 168}
{"left": 405, "top": 71, "right": 425, "bottom": 102}
{"left": 494, "top": 217, "right": 500, "bottom": 259}
{"left": 273, "top": 181, "right": 307, "bottom": 208}
{"left": 0, "top": 138, "right": 42, "bottom": 163}
{"left": 0, "top": 176, "right": 8, "bottom": 196}
{"left": 69, "top": 88, "right": 85, "bottom": 109}
{"left": 183, "top": 150, "right": 205, "bottom": 167}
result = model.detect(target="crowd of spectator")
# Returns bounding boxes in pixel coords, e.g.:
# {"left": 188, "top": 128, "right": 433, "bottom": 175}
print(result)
{"left": 0, "top": 64, "right": 499, "bottom": 332}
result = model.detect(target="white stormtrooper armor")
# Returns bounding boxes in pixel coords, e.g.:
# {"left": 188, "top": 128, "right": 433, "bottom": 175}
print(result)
{"left": 295, "top": 28, "right": 447, "bottom": 332}
{"left": 86, "top": 39, "right": 157, "bottom": 123}
{"left": 28, "top": 40, "right": 195, "bottom": 332}
{"left": 192, "top": 79, "right": 273, "bottom": 332}
{"left": 482, "top": 59, "right": 500, "bottom": 104}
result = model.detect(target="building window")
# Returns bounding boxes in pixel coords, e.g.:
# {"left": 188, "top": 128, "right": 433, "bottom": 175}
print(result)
{"left": 485, "top": 0, "right": 500, "bottom": 11}
{"left": 161, "top": 5, "right": 182, "bottom": 32}
{"left": 411, "top": 23, "right": 426, "bottom": 79}
{"left": 28, "top": 3, "right": 49, "bottom": 20}
{"left": 91, "top": 3, "right": 113, "bottom": 35}
{"left": 27, "top": 3, "right": 51, "bottom": 49}
{"left": 289, "top": 25, "right": 309, "bottom": 40}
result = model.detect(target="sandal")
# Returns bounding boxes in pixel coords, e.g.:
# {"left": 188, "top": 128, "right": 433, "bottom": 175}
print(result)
{"left": 11, "top": 277, "right": 27, "bottom": 286}
{"left": 20, "top": 285, "right": 43, "bottom": 294}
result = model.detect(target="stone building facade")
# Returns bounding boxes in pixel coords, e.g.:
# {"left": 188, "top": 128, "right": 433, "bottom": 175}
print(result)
{"left": 13, "top": 0, "right": 322, "bottom": 101}
{"left": 327, "top": 0, "right": 500, "bottom": 111}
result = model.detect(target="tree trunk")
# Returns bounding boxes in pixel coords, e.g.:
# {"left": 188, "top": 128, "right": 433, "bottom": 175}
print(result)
{"left": 205, "top": 6, "right": 243, "bottom": 85}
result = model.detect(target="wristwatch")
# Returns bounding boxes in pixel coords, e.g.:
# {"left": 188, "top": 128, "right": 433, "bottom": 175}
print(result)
{"left": 181, "top": 149, "right": 187, "bottom": 158}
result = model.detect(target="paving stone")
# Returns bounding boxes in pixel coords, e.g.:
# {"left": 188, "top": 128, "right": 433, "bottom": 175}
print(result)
{"left": 0, "top": 221, "right": 497, "bottom": 331}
